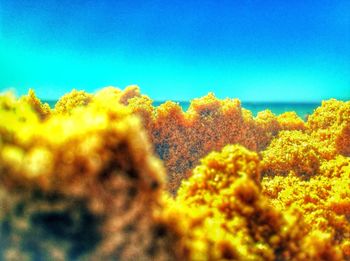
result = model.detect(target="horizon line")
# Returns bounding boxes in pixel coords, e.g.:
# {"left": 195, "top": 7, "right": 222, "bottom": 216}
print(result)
{"left": 42, "top": 99, "right": 339, "bottom": 104}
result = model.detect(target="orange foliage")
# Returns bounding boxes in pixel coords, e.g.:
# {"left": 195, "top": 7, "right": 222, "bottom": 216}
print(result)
{"left": 47, "top": 86, "right": 309, "bottom": 193}
{"left": 121, "top": 89, "right": 306, "bottom": 193}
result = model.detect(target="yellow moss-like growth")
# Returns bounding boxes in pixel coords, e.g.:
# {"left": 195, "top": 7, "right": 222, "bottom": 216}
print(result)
{"left": 253, "top": 110, "right": 281, "bottom": 149}
{"left": 93, "top": 86, "right": 155, "bottom": 133}
{"left": 0, "top": 92, "right": 183, "bottom": 260}
{"left": 262, "top": 156, "right": 350, "bottom": 259}
{"left": 255, "top": 110, "right": 280, "bottom": 135}
{"left": 173, "top": 145, "right": 343, "bottom": 260}
{"left": 259, "top": 100, "right": 350, "bottom": 259}
{"left": 260, "top": 112, "right": 350, "bottom": 259}
{"left": 249, "top": 110, "right": 307, "bottom": 151}
{"left": 261, "top": 130, "right": 322, "bottom": 177}
{"left": 177, "top": 145, "right": 261, "bottom": 207}
{"left": 307, "top": 99, "right": 345, "bottom": 130}
{"left": 277, "top": 111, "right": 306, "bottom": 131}
{"left": 19, "top": 89, "right": 51, "bottom": 119}
{"left": 54, "top": 89, "right": 93, "bottom": 114}
{"left": 127, "top": 95, "right": 155, "bottom": 134}
{"left": 307, "top": 99, "right": 350, "bottom": 156}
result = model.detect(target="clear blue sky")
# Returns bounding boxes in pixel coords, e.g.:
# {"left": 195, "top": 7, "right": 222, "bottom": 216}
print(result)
{"left": 0, "top": 0, "right": 349, "bottom": 101}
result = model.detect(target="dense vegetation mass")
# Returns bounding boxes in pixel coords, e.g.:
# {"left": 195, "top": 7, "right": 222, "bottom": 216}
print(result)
{"left": 0, "top": 86, "right": 349, "bottom": 260}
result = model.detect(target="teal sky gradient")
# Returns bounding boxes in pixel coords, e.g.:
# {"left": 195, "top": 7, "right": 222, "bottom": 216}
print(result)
{"left": 1, "top": 0, "right": 349, "bottom": 101}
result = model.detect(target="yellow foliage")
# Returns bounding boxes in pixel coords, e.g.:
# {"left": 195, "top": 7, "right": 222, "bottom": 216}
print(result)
{"left": 1, "top": 87, "right": 349, "bottom": 260}
{"left": 54, "top": 89, "right": 93, "bottom": 114}
{"left": 277, "top": 111, "right": 306, "bottom": 130}
{"left": 307, "top": 99, "right": 350, "bottom": 156}
{"left": 0, "top": 91, "right": 184, "bottom": 260}
{"left": 261, "top": 130, "right": 321, "bottom": 177}
{"left": 19, "top": 89, "right": 51, "bottom": 119}
{"left": 173, "top": 145, "right": 343, "bottom": 260}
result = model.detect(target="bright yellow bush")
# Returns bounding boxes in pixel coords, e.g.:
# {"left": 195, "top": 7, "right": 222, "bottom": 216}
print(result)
{"left": 262, "top": 157, "right": 350, "bottom": 259}
{"left": 1, "top": 87, "right": 349, "bottom": 260}
{"left": 307, "top": 99, "right": 350, "bottom": 156}
{"left": 19, "top": 89, "right": 51, "bottom": 119}
{"left": 277, "top": 111, "right": 306, "bottom": 131}
{"left": 173, "top": 145, "right": 343, "bottom": 260}
{"left": 54, "top": 89, "right": 93, "bottom": 114}
{"left": 261, "top": 130, "right": 321, "bottom": 177}
{"left": 0, "top": 91, "right": 183, "bottom": 261}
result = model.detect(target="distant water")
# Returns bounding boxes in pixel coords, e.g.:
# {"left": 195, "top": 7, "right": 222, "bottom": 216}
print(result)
{"left": 45, "top": 100, "right": 320, "bottom": 120}
{"left": 44, "top": 100, "right": 57, "bottom": 108}
{"left": 242, "top": 102, "right": 320, "bottom": 119}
